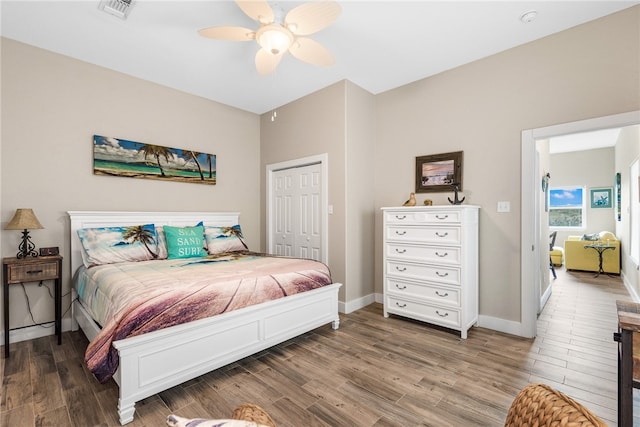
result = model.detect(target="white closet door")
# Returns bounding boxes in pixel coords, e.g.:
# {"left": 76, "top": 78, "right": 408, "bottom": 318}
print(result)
{"left": 271, "top": 163, "right": 322, "bottom": 261}
{"left": 272, "top": 169, "right": 295, "bottom": 257}
{"left": 296, "top": 163, "right": 322, "bottom": 261}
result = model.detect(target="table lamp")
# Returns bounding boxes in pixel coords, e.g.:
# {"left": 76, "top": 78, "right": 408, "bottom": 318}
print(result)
{"left": 5, "top": 208, "right": 44, "bottom": 258}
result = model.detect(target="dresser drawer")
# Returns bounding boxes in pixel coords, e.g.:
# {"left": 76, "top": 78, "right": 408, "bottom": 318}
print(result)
{"left": 386, "top": 243, "right": 461, "bottom": 265}
{"left": 385, "top": 210, "right": 461, "bottom": 225}
{"left": 6, "top": 260, "right": 59, "bottom": 284}
{"left": 386, "top": 295, "right": 461, "bottom": 328}
{"left": 386, "top": 278, "right": 460, "bottom": 307}
{"left": 386, "top": 225, "right": 460, "bottom": 245}
{"left": 386, "top": 261, "right": 460, "bottom": 286}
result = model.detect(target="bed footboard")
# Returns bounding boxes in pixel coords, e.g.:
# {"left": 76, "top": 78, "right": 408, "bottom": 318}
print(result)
{"left": 76, "top": 282, "right": 341, "bottom": 425}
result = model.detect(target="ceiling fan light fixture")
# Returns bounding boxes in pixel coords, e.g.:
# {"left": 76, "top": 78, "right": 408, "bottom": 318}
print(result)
{"left": 256, "top": 25, "right": 293, "bottom": 55}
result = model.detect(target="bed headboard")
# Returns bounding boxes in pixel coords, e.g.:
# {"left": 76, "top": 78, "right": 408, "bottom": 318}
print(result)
{"left": 67, "top": 211, "right": 240, "bottom": 274}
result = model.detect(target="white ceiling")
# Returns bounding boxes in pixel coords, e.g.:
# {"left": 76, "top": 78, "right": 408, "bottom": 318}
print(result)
{"left": 549, "top": 128, "right": 621, "bottom": 154}
{"left": 1, "top": 1, "right": 638, "bottom": 114}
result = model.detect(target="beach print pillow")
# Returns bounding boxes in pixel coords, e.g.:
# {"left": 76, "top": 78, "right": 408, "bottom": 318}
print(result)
{"left": 77, "top": 224, "right": 159, "bottom": 267}
{"left": 204, "top": 225, "right": 248, "bottom": 255}
{"left": 163, "top": 225, "right": 207, "bottom": 259}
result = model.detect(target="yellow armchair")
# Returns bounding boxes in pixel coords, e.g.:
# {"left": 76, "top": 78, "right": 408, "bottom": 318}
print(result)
{"left": 564, "top": 231, "right": 620, "bottom": 274}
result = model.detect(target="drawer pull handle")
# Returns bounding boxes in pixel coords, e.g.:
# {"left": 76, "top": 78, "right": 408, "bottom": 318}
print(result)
{"left": 395, "top": 302, "right": 407, "bottom": 308}
{"left": 435, "top": 310, "right": 449, "bottom": 317}
{"left": 395, "top": 266, "right": 407, "bottom": 272}
{"left": 27, "top": 269, "right": 44, "bottom": 274}
{"left": 395, "top": 284, "right": 407, "bottom": 290}
{"left": 435, "top": 291, "right": 449, "bottom": 297}
{"left": 395, "top": 215, "right": 407, "bottom": 220}
{"left": 395, "top": 248, "right": 407, "bottom": 254}
{"left": 436, "top": 271, "right": 448, "bottom": 277}
{"left": 435, "top": 232, "right": 448, "bottom": 238}
{"left": 395, "top": 230, "right": 407, "bottom": 236}
{"left": 435, "top": 215, "right": 449, "bottom": 220}
{"left": 435, "top": 252, "right": 448, "bottom": 257}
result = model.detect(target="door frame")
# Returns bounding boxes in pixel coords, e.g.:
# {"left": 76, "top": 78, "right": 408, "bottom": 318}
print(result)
{"left": 521, "top": 110, "right": 640, "bottom": 338}
{"left": 266, "top": 153, "right": 329, "bottom": 263}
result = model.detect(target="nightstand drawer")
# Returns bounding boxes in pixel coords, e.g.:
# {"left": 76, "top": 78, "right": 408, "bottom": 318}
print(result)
{"left": 6, "top": 260, "right": 59, "bottom": 284}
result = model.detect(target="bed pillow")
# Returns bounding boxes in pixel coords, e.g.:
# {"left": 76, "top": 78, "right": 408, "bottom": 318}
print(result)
{"left": 155, "top": 226, "right": 168, "bottom": 260}
{"left": 204, "top": 224, "right": 248, "bottom": 255}
{"left": 163, "top": 225, "right": 207, "bottom": 259}
{"left": 581, "top": 233, "right": 600, "bottom": 241}
{"left": 166, "top": 415, "right": 268, "bottom": 427}
{"left": 77, "top": 224, "right": 159, "bottom": 267}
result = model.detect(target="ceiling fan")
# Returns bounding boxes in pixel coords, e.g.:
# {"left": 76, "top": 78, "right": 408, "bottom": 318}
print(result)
{"left": 198, "top": 0, "right": 341, "bottom": 75}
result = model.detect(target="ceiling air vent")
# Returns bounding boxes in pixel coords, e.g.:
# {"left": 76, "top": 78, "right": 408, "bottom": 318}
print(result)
{"left": 98, "top": 0, "right": 133, "bottom": 20}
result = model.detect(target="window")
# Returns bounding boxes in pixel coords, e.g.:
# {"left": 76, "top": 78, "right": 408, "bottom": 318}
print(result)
{"left": 549, "top": 186, "right": 585, "bottom": 228}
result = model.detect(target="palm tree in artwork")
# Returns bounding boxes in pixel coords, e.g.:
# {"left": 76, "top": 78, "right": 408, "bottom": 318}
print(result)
{"left": 204, "top": 153, "right": 215, "bottom": 179}
{"left": 221, "top": 225, "right": 248, "bottom": 249}
{"left": 138, "top": 144, "right": 172, "bottom": 176}
{"left": 123, "top": 226, "right": 158, "bottom": 259}
{"left": 182, "top": 150, "right": 205, "bottom": 180}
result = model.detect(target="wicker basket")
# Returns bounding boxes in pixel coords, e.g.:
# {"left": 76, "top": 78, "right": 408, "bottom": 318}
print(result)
{"left": 231, "top": 403, "right": 276, "bottom": 427}
{"left": 505, "top": 383, "right": 607, "bottom": 426}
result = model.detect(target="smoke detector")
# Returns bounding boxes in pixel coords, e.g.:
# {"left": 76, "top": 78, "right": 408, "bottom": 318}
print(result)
{"left": 520, "top": 10, "right": 538, "bottom": 24}
{"left": 98, "top": 0, "right": 134, "bottom": 20}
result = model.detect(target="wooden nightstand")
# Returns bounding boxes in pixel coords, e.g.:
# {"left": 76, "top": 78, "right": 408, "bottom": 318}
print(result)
{"left": 2, "top": 255, "right": 62, "bottom": 357}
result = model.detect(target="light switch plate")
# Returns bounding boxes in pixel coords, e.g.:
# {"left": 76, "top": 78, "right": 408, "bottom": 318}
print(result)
{"left": 497, "top": 201, "right": 511, "bottom": 213}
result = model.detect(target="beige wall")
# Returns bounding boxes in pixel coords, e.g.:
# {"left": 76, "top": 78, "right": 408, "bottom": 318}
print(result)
{"left": 375, "top": 6, "right": 640, "bottom": 323}
{"left": 345, "top": 82, "right": 376, "bottom": 306}
{"left": 615, "top": 125, "right": 640, "bottom": 296}
{"left": 260, "top": 81, "right": 347, "bottom": 299}
{"left": 1, "top": 38, "right": 261, "bottom": 329}
{"left": 550, "top": 147, "right": 616, "bottom": 246}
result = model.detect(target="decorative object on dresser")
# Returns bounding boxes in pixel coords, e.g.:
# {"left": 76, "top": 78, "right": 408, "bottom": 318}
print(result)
{"left": 3, "top": 254, "right": 63, "bottom": 357}
{"left": 381, "top": 205, "right": 479, "bottom": 339}
{"left": 403, "top": 192, "right": 416, "bottom": 206}
{"left": 415, "top": 151, "right": 463, "bottom": 193}
{"left": 4, "top": 208, "right": 44, "bottom": 258}
{"left": 447, "top": 183, "right": 465, "bottom": 205}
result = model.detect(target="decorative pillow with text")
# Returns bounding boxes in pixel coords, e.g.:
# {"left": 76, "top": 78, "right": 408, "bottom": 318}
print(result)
{"left": 163, "top": 225, "right": 207, "bottom": 259}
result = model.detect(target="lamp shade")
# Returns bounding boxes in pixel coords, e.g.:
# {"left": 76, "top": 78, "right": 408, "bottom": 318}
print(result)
{"left": 5, "top": 209, "right": 44, "bottom": 230}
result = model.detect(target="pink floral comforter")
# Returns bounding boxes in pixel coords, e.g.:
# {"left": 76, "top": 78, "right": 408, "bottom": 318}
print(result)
{"left": 76, "top": 252, "right": 332, "bottom": 383}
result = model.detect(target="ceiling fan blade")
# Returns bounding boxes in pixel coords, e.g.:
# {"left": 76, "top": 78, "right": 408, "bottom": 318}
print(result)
{"left": 198, "top": 26, "right": 255, "bottom": 41}
{"left": 289, "top": 37, "right": 334, "bottom": 67}
{"left": 255, "top": 48, "right": 283, "bottom": 75}
{"left": 285, "top": 1, "right": 341, "bottom": 36}
{"left": 235, "top": 0, "right": 274, "bottom": 25}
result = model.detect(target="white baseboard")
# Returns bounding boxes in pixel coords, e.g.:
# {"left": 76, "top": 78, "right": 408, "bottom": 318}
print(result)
{"left": 0, "top": 318, "right": 75, "bottom": 348}
{"left": 621, "top": 270, "right": 640, "bottom": 302}
{"left": 477, "top": 315, "right": 525, "bottom": 337}
{"left": 341, "top": 293, "right": 377, "bottom": 314}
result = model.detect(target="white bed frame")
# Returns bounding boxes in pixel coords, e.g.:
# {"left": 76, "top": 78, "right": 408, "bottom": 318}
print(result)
{"left": 68, "top": 211, "right": 341, "bottom": 425}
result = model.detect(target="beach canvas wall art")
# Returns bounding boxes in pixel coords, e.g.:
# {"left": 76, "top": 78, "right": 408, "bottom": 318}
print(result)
{"left": 93, "top": 135, "right": 216, "bottom": 185}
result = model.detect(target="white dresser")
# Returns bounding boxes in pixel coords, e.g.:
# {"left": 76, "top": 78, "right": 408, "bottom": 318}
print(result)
{"left": 381, "top": 205, "right": 479, "bottom": 339}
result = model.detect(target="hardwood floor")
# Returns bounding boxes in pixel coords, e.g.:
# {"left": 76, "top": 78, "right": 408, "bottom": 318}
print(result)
{"left": 0, "top": 267, "right": 631, "bottom": 426}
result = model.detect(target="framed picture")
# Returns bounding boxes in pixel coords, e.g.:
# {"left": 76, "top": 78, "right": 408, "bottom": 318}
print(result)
{"left": 615, "top": 172, "right": 621, "bottom": 221}
{"left": 590, "top": 187, "right": 612, "bottom": 209}
{"left": 93, "top": 135, "right": 216, "bottom": 185}
{"left": 415, "top": 151, "right": 463, "bottom": 193}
